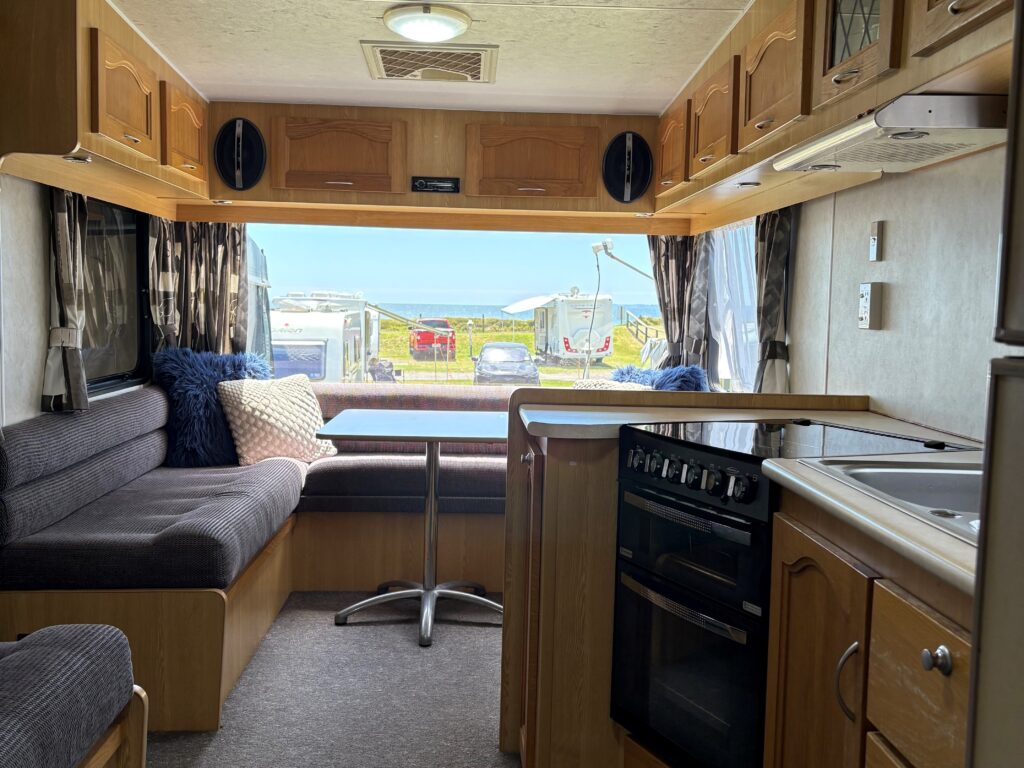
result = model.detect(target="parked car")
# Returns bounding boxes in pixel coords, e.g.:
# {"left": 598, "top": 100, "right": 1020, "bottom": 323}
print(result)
{"left": 409, "top": 318, "right": 455, "bottom": 360}
{"left": 473, "top": 342, "right": 541, "bottom": 386}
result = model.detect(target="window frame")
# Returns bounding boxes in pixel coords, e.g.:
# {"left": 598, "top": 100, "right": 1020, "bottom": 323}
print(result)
{"left": 84, "top": 202, "right": 153, "bottom": 396}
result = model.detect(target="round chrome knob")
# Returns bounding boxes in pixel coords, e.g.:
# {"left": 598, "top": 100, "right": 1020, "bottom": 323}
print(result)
{"left": 630, "top": 449, "right": 646, "bottom": 471}
{"left": 520, "top": 453, "right": 533, "bottom": 465}
{"left": 732, "top": 476, "right": 756, "bottom": 503}
{"left": 648, "top": 451, "right": 663, "bottom": 476}
{"left": 705, "top": 469, "right": 727, "bottom": 497}
{"left": 921, "top": 645, "right": 953, "bottom": 676}
{"left": 685, "top": 464, "right": 704, "bottom": 490}
{"left": 664, "top": 459, "right": 682, "bottom": 481}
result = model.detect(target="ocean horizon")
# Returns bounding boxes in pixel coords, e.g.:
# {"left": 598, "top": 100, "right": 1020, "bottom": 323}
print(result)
{"left": 378, "top": 302, "right": 661, "bottom": 321}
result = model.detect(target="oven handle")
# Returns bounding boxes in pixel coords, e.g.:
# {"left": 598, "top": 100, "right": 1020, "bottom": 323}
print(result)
{"left": 621, "top": 571, "right": 748, "bottom": 645}
{"left": 623, "top": 490, "right": 752, "bottom": 547}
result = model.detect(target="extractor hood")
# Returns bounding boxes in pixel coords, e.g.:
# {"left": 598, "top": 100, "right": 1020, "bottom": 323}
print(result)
{"left": 773, "top": 94, "right": 1007, "bottom": 173}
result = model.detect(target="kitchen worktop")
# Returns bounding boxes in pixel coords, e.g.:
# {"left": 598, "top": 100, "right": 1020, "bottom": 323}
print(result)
{"left": 518, "top": 403, "right": 982, "bottom": 593}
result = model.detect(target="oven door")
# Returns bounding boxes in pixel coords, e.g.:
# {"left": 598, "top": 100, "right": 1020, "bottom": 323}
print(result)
{"left": 617, "top": 484, "right": 769, "bottom": 614}
{"left": 611, "top": 561, "right": 765, "bottom": 768}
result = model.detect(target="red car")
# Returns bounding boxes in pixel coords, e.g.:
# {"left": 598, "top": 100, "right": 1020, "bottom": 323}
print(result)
{"left": 408, "top": 318, "right": 456, "bottom": 360}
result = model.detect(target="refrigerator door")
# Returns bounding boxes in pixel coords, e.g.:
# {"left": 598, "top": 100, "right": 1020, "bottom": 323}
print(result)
{"left": 967, "top": 358, "right": 1024, "bottom": 766}
{"left": 996, "top": 1, "right": 1024, "bottom": 344}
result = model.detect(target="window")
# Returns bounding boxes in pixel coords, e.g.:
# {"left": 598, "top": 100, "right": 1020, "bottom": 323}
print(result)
{"left": 81, "top": 199, "right": 150, "bottom": 390}
{"left": 272, "top": 341, "right": 328, "bottom": 380}
{"left": 706, "top": 219, "right": 759, "bottom": 392}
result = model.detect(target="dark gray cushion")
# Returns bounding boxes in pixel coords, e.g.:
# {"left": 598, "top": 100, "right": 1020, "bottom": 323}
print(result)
{"left": 0, "top": 459, "right": 305, "bottom": 590}
{"left": 0, "top": 624, "right": 133, "bottom": 768}
{"left": 0, "top": 432, "right": 167, "bottom": 546}
{"left": 0, "top": 386, "right": 168, "bottom": 492}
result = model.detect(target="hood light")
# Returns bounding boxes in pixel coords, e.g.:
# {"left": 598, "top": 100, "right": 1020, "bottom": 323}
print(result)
{"left": 62, "top": 155, "right": 92, "bottom": 164}
{"left": 384, "top": 4, "right": 472, "bottom": 43}
{"left": 735, "top": 181, "right": 761, "bottom": 188}
{"left": 808, "top": 163, "right": 842, "bottom": 171}
{"left": 890, "top": 130, "right": 930, "bottom": 140}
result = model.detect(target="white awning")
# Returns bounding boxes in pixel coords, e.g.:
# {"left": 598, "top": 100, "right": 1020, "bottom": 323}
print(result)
{"left": 501, "top": 295, "right": 557, "bottom": 314}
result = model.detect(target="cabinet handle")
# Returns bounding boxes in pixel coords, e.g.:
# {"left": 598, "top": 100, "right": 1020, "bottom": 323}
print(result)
{"left": 831, "top": 68, "right": 862, "bottom": 85}
{"left": 834, "top": 641, "right": 859, "bottom": 722}
{"left": 517, "top": 187, "right": 546, "bottom": 192}
{"left": 947, "top": 0, "right": 971, "bottom": 13}
{"left": 122, "top": 133, "right": 141, "bottom": 144}
{"left": 325, "top": 181, "right": 354, "bottom": 186}
{"left": 660, "top": 178, "right": 675, "bottom": 186}
{"left": 921, "top": 645, "right": 954, "bottom": 676}
{"left": 520, "top": 453, "right": 534, "bottom": 465}
{"left": 698, "top": 154, "right": 715, "bottom": 164}
{"left": 181, "top": 163, "right": 197, "bottom": 170}
{"left": 754, "top": 118, "right": 775, "bottom": 131}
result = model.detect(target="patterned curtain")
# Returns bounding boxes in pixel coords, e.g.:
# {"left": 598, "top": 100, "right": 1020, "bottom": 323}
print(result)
{"left": 753, "top": 207, "right": 795, "bottom": 393}
{"left": 148, "top": 218, "right": 248, "bottom": 354}
{"left": 647, "top": 233, "right": 712, "bottom": 369}
{"left": 42, "top": 189, "right": 89, "bottom": 412}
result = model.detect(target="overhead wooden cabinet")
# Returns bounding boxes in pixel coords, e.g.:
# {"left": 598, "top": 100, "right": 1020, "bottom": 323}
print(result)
{"left": 655, "top": 102, "right": 689, "bottom": 193}
{"left": 91, "top": 29, "right": 159, "bottom": 160}
{"left": 909, "top": 0, "right": 1013, "bottom": 57}
{"left": 738, "top": 0, "right": 813, "bottom": 151}
{"left": 688, "top": 57, "right": 740, "bottom": 179}
{"left": 763, "top": 514, "right": 876, "bottom": 768}
{"left": 160, "top": 82, "right": 207, "bottom": 181}
{"left": 271, "top": 117, "right": 408, "bottom": 193}
{"left": 465, "top": 124, "right": 600, "bottom": 197}
{"left": 811, "top": 0, "right": 903, "bottom": 108}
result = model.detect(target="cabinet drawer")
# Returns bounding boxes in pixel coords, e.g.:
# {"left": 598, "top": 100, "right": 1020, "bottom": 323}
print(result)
{"left": 689, "top": 57, "right": 740, "bottom": 179}
{"left": 90, "top": 29, "right": 158, "bottom": 159}
{"left": 160, "top": 82, "right": 207, "bottom": 181}
{"left": 910, "top": 0, "right": 1013, "bottom": 57}
{"left": 465, "top": 124, "right": 599, "bottom": 197}
{"left": 865, "top": 732, "right": 911, "bottom": 768}
{"left": 271, "top": 117, "right": 407, "bottom": 192}
{"left": 867, "top": 581, "right": 971, "bottom": 768}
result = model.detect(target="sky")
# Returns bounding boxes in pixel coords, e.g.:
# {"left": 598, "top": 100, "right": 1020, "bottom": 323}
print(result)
{"left": 247, "top": 224, "right": 659, "bottom": 307}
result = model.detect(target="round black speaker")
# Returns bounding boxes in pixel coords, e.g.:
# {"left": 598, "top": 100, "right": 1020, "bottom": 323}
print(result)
{"left": 602, "top": 131, "right": 653, "bottom": 204}
{"left": 213, "top": 117, "right": 266, "bottom": 191}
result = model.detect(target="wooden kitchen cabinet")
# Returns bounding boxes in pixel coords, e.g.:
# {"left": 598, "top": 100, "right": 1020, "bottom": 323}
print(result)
{"left": 465, "top": 124, "right": 600, "bottom": 198}
{"left": 763, "top": 514, "right": 876, "bottom": 768}
{"left": 738, "top": 0, "right": 813, "bottom": 151}
{"left": 811, "top": 0, "right": 903, "bottom": 108}
{"left": 867, "top": 580, "right": 972, "bottom": 768}
{"left": 622, "top": 736, "right": 669, "bottom": 768}
{"left": 90, "top": 28, "right": 159, "bottom": 160}
{"left": 909, "top": 0, "right": 1013, "bottom": 57}
{"left": 160, "top": 82, "right": 207, "bottom": 181}
{"left": 271, "top": 117, "right": 408, "bottom": 192}
{"left": 865, "top": 732, "right": 913, "bottom": 768}
{"left": 688, "top": 57, "right": 740, "bottom": 179}
{"left": 654, "top": 102, "right": 689, "bottom": 193}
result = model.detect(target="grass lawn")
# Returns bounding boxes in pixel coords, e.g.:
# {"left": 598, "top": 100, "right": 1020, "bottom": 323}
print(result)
{"left": 378, "top": 318, "right": 658, "bottom": 386}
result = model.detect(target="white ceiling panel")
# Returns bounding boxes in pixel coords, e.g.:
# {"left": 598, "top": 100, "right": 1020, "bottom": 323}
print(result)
{"left": 112, "top": 0, "right": 746, "bottom": 114}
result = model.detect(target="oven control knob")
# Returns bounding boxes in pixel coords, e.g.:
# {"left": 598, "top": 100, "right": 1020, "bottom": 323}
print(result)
{"left": 663, "top": 458, "right": 682, "bottom": 481}
{"left": 705, "top": 469, "right": 727, "bottom": 497}
{"left": 630, "top": 448, "right": 646, "bottom": 471}
{"left": 731, "top": 476, "right": 757, "bottom": 503}
{"left": 648, "top": 452, "right": 663, "bottom": 476}
{"left": 684, "top": 464, "right": 704, "bottom": 489}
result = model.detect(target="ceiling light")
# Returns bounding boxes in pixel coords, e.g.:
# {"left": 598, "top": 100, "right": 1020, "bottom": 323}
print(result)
{"left": 384, "top": 4, "right": 471, "bottom": 43}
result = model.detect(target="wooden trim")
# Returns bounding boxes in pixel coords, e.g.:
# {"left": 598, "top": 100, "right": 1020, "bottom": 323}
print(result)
{"left": 80, "top": 685, "right": 148, "bottom": 768}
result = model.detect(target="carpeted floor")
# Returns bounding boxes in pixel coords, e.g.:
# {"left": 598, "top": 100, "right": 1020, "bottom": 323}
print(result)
{"left": 148, "top": 591, "right": 519, "bottom": 768}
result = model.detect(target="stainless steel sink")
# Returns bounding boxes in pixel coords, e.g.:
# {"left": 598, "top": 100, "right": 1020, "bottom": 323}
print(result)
{"left": 801, "top": 459, "right": 984, "bottom": 544}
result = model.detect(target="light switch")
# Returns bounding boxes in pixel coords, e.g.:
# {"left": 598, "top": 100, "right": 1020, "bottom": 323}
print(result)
{"left": 869, "top": 221, "right": 883, "bottom": 261}
{"left": 858, "top": 282, "right": 883, "bottom": 329}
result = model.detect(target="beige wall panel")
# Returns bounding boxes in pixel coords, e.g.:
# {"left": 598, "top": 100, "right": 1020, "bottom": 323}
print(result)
{"left": 788, "top": 194, "right": 834, "bottom": 394}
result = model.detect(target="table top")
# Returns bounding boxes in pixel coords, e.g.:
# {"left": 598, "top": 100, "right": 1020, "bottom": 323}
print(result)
{"left": 318, "top": 408, "right": 509, "bottom": 443}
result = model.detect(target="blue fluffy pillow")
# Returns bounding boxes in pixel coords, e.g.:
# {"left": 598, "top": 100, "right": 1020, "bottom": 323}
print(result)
{"left": 653, "top": 365, "right": 710, "bottom": 392}
{"left": 610, "top": 365, "right": 660, "bottom": 386}
{"left": 153, "top": 348, "right": 272, "bottom": 467}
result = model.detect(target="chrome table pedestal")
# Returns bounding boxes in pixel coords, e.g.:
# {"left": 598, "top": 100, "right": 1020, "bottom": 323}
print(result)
{"left": 334, "top": 441, "right": 504, "bottom": 646}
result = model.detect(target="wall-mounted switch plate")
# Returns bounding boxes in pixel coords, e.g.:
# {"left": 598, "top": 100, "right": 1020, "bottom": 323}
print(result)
{"left": 869, "top": 221, "right": 883, "bottom": 261}
{"left": 858, "top": 282, "right": 883, "bottom": 329}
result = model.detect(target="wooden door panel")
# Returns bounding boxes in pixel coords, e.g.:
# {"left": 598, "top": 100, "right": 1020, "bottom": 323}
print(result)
{"left": 865, "top": 732, "right": 912, "bottom": 768}
{"left": 910, "top": 0, "right": 1013, "bottom": 57}
{"left": 763, "top": 514, "right": 876, "bottom": 768}
{"left": 160, "top": 82, "right": 207, "bottom": 181}
{"left": 689, "top": 57, "right": 740, "bottom": 178}
{"left": 519, "top": 440, "right": 545, "bottom": 768}
{"left": 90, "top": 29, "right": 158, "bottom": 159}
{"left": 655, "top": 103, "right": 688, "bottom": 193}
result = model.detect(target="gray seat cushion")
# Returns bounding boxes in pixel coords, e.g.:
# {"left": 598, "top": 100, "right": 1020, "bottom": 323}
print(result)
{"left": 299, "top": 454, "right": 506, "bottom": 515}
{"left": 0, "top": 459, "right": 305, "bottom": 590}
{"left": 0, "top": 624, "right": 133, "bottom": 768}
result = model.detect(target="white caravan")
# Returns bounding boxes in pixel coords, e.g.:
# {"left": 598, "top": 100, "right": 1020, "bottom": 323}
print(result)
{"left": 502, "top": 288, "right": 615, "bottom": 364}
{"left": 270, "top": 292, "right": 381, "bottom": 383}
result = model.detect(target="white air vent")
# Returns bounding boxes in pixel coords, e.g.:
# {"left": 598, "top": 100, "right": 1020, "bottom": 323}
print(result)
{"left": 361, "top": 41, "right": 498, "bottom": 83}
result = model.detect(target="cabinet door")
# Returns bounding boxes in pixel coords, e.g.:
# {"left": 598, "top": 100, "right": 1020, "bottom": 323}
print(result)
{"left": 763, "top": 514, "right": 875, "bottom": 768}
{"left": 689, "top": 57, "right": 740, "bottom": 179}
{"left": 655, "top": 103, "right": 689, "bottom": 193}
{"left": 271, "top": 117, "right": 407, "bottom": 192}
{"left": 865, "top": 732, "right": 912, "bottom": 768}
{"left": 811, "top": 0, "right": 903, "bottom": 108}
{"left": 160, "top": 83, "right": 207, "bottom": 181}
{"left": 519, "top": 440, "right": 545, "bottom": 768}
{"left": 910, "top": 0, "right": 1013, "bottom": 57}
{"left": 465, "top": 124, "right": 600, "bottom": 198}
{"left": 90, "top": 29, "right": 158, "bottom": 159}
{"left": 738, "top": 0, "right": 813, "bottom": 151}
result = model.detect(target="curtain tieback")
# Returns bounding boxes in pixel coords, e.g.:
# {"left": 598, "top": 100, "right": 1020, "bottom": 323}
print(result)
{"left": 759, "top": 340, "right": 789, "bottom": 361}
{"left": 48, "top": 327, "right": 82, "bottom": 349}
{"left": 684, "top": 336, "right": 706, "bottom": 356}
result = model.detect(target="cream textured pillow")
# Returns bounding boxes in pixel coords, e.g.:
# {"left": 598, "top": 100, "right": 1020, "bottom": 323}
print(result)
{"left": 217, "top": 375, "right": 337, "bottom": 465}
